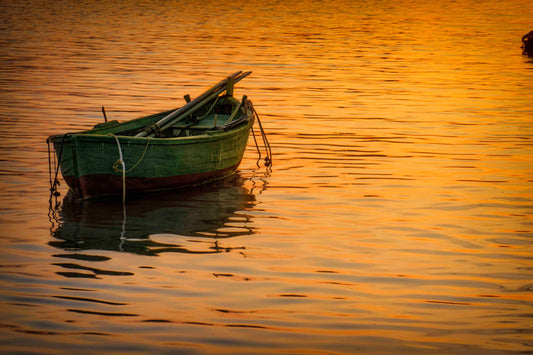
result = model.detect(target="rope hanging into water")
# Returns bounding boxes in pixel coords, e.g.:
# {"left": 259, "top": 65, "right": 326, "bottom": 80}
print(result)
{"left": 47, "top": 133, "right": 70, "bottom": 202}
{"left": 112, "top": 136, "right": 151, "bottom": 174}
{"left": 108, "top": 134, "right": 128, "bottom": 244}
{"left": 248, "top": 101, "right": 272, "bottom": 167}
{"left": 109, "top": 133, "right": 151, "bottom": 215}
{"left": 47, "top": 138, "right": 55, "bottom": 192}
{"left": 110, "top": 134, "right": 127, "bottom": 211}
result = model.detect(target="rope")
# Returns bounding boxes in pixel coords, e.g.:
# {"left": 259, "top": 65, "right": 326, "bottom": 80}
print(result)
{"left": 109, "top": 134, "right": 151, "bottom": 211}
{"left": 111, "top": 134, "right": 127, "bottom": 206}
{"left": 47, "top": 134, "right": 69, "bottom": 201}
{"left": 109, "top": 134, "right": 128, "bottom": 243}
{"left": 47, "top": 138, "right": 53, "bottom": 191}
{"left": 250, "top": 125, "right": 262, "bottom": 159}
{"left": 112, "top": 137, "right": 151, "bottom": 173}
{"left": 197, "top": 96, "right": 219, "bottom": 120}
{"left": 249, "top": 101, "right": 272, "bottom": 167}
{"left": 47, "top": 138, "right": 59, "bottom": 211}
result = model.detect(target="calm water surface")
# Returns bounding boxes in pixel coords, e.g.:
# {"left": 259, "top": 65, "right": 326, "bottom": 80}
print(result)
{"left": 1, "top": 0, "right": 532, "bottom": 353}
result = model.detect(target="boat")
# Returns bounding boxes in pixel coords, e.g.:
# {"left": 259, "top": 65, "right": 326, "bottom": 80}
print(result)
{"left": 47, "top": 71, "right": 268, "bottom": 199}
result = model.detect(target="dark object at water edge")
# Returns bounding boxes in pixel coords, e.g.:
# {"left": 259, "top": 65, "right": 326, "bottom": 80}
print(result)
{"left": 522, "top": 31, "right": 533, "bottom": 57}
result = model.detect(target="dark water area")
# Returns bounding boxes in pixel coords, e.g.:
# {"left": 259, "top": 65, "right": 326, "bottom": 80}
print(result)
{"left": 1, "top": 0, "right": 532, "bottom": 353}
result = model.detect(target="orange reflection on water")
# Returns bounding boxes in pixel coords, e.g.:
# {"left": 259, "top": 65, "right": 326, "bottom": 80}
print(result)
{"left": 0, "top": 0, "right": 532, "bottom": 353}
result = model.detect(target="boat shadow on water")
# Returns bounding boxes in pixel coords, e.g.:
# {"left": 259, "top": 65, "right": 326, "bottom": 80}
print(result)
{"left": 48, "top": 174, "right": 260, "bottom": 258}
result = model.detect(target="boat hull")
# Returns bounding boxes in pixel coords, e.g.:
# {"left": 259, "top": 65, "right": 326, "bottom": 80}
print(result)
{"left": 50, "top": 106, "right": 254, "bottom": 199}
{"left": 63, "top": 163, "right": 241, "bottom": 199}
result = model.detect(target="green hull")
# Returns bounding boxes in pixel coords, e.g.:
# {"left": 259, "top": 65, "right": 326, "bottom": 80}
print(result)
{"left": 49, "top": 96, "right": 255, "bottom": 199}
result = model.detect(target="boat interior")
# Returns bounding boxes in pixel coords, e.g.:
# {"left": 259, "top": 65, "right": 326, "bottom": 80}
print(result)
{"left": 90, "top": 95, "right": 248, "bottom": 138}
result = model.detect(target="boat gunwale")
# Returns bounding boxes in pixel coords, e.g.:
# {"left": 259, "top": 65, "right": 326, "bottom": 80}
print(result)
{"left": 49, "top": 116, "right": 253, "bottom": 146}
{"left": 48, "top": 96, "right": 252, "bottom": 145}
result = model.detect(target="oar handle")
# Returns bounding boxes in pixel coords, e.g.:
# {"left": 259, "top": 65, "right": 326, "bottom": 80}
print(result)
{"left": 137, "top": 71, "right": 252, "bottom": 137}
{"left": 157, "top": 71, "right": 252, "bottom": 134}
{"left": 136, "top": 71, "right": 246, "bottom": 137}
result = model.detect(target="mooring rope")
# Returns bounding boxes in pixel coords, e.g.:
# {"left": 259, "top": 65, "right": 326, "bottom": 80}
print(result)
{"left": 47, "top": 138, "right": 54, "bottom": 192}
{"left": 110, "top": 134, "right": 127, "bottom": 208}
{"left": 47, "top": 134, "right": 69, "bottom": 201}
{"left": 248, "top": 101, "right": 272, "bottom": 167}
{"left": 112, "top": 137, "right": 151, "bottom": 174}
{"left": 108, "top": 133, "right": 131, "bottom": 245}
{"left": 250, "top": 125, "right": 262, "bottom": 160}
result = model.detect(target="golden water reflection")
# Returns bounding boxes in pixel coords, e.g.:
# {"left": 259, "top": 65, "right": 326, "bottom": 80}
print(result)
{"left": 49, "top": 175, "right": 256, "bottom": 258}
{"left": 0, "top": 0, "right": 532, "bottom": 353}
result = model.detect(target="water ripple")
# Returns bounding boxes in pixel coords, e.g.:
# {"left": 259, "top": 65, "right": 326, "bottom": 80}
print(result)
{"left": 0, "top": 0, "right": 532, "bottom": 354}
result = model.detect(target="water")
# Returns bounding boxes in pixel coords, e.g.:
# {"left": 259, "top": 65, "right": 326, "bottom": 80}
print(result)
{"left": 1, "top": 0, "right": 532, "bottom": 353}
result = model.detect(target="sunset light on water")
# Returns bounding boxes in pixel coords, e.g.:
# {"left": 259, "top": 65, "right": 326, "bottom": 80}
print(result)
{"left": 0, "top": 0, "right": 532, "bottom": 353}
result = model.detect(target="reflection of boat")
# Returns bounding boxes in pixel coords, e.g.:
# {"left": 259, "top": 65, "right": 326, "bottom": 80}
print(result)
{"left": 49, "top": 175, "right": 256, "bottom": 256}
{"left": 47, "top": 72, "right": 261, "bottom": 199}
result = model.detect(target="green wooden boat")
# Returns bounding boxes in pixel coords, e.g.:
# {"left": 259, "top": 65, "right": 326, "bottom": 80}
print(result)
{"left": 47, "top": 72, "right": 260, "bottom": 199}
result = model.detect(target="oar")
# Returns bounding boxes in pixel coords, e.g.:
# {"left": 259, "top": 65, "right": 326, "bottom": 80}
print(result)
{"left": 156, "top": 71, "right": 252, "bottom": 135}
{"left": 137, "top": 71, "right": 252, "bottom": 137}
{"left": 135, "top": 71, "right": 242, "bottom": 137}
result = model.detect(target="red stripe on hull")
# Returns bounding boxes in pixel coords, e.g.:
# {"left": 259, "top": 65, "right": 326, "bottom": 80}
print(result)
{"left": 64, "top": 164, "right": 240, "bottom": 199}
